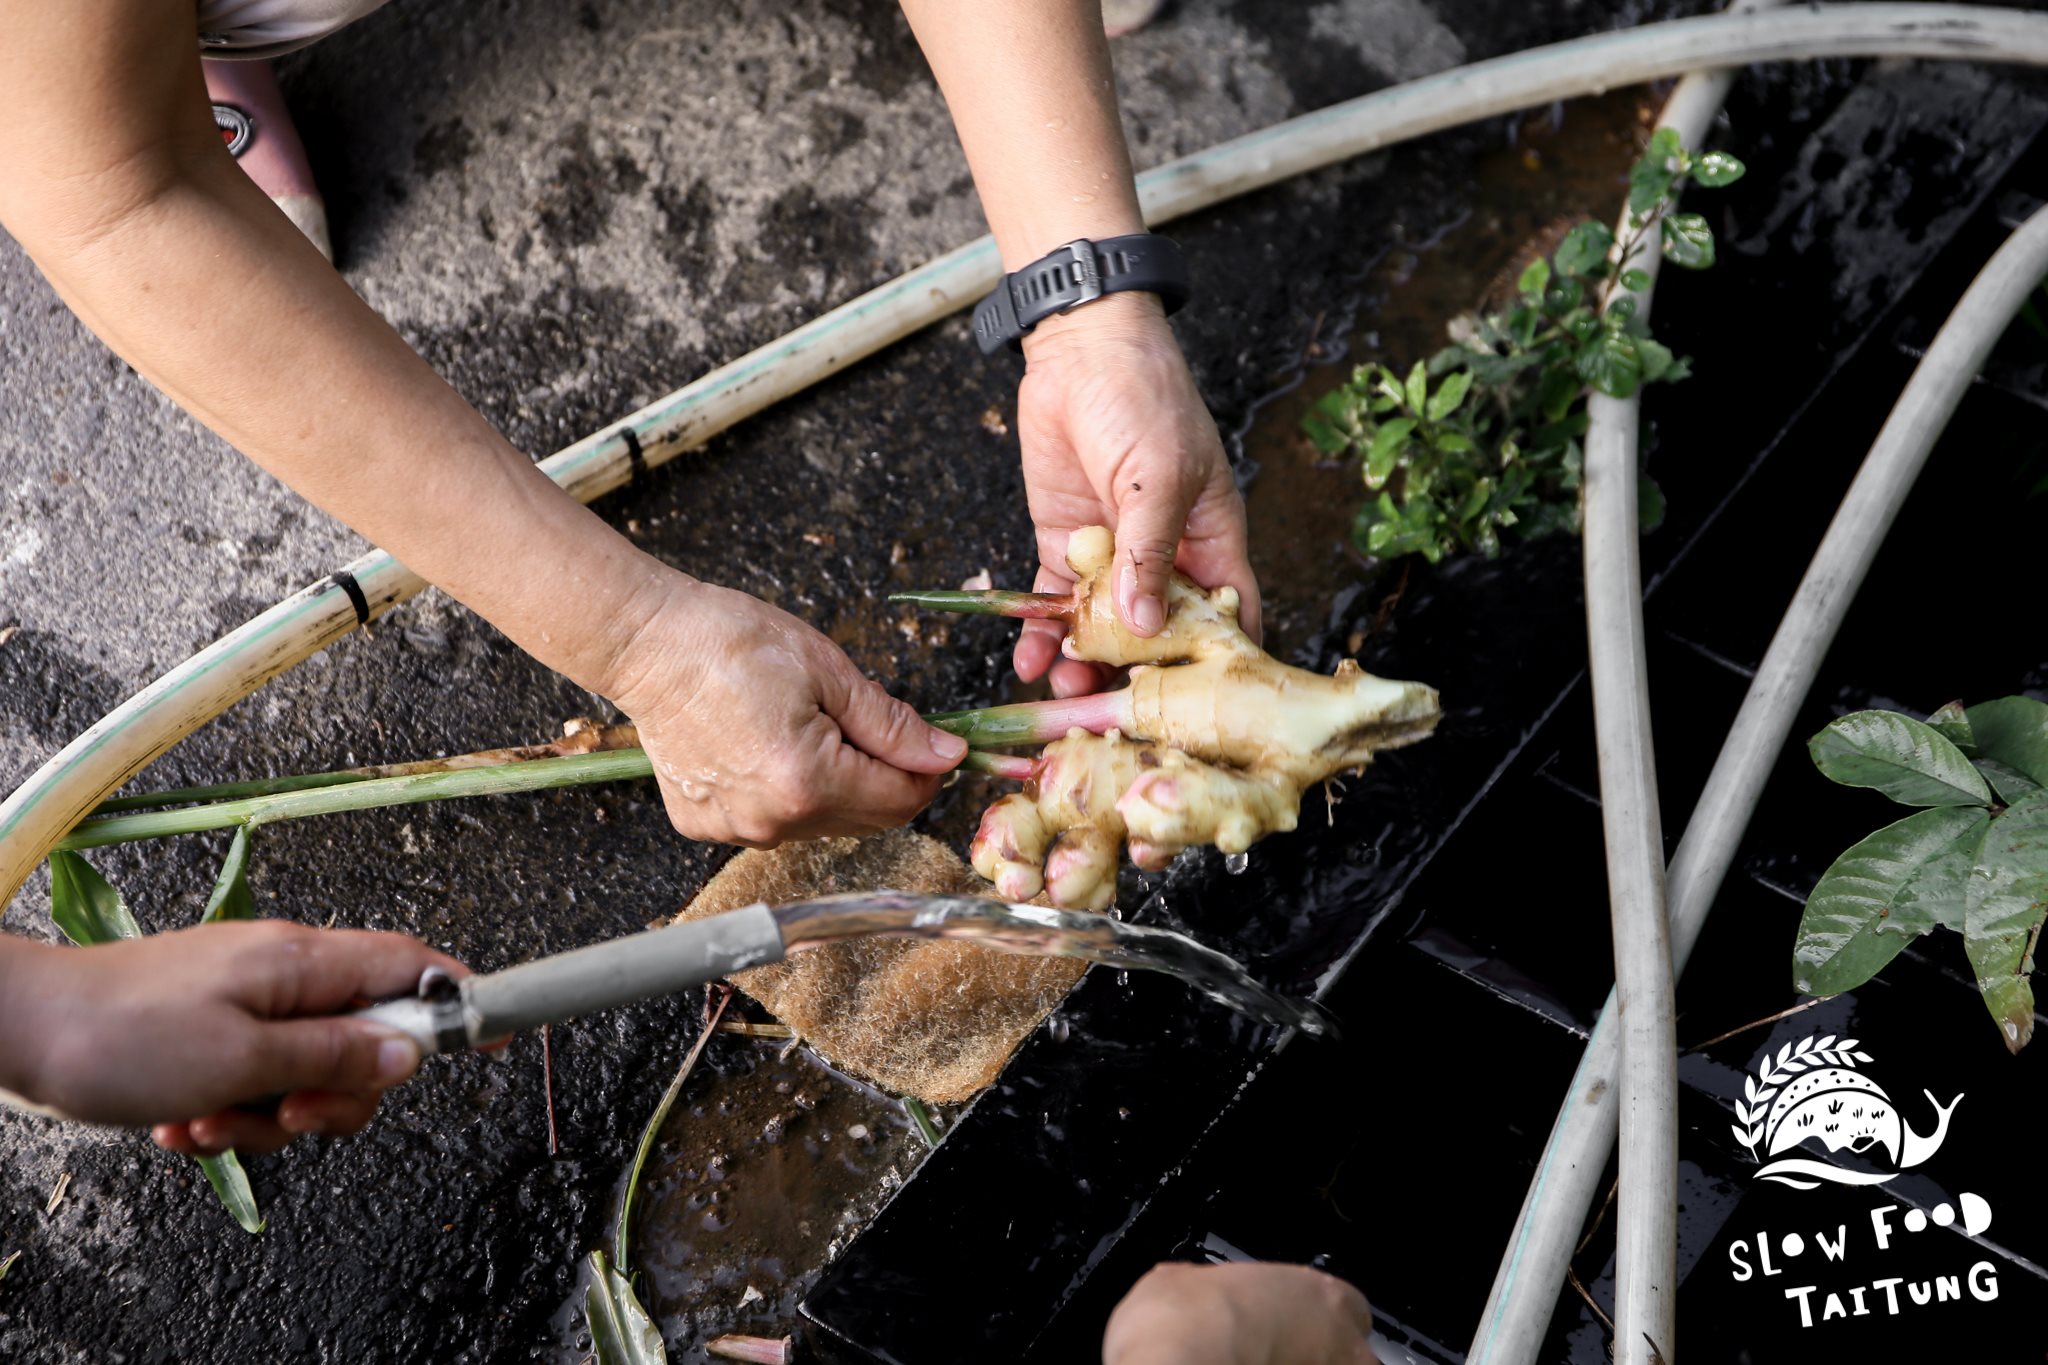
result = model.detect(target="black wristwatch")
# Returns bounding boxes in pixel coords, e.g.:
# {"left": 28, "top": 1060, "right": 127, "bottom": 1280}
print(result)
{"left": 972, "top": 233, "right": 1190, "bottom": 355}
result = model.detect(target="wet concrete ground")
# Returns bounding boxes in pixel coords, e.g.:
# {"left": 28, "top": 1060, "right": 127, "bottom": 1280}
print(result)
{"left": 0, "top": 1, "right": 1681, "bottom": 1359}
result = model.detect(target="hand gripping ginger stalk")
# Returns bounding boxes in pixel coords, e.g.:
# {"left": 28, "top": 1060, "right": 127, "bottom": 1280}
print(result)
{"left": 897, "top": 527, "right": 1440, "bottom": 910}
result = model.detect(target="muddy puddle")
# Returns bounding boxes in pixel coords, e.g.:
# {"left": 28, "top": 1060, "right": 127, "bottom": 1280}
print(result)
{"left": 554, "top": 1015, "right": 950, "bottom": 1363}
{"left": 629, "top": 1041, "right": 930, "bottom": 1355}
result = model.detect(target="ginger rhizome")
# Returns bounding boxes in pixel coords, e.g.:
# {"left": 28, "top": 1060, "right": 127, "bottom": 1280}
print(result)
{"left": 898, "top": 526, "right": 1440, "bottom": 910}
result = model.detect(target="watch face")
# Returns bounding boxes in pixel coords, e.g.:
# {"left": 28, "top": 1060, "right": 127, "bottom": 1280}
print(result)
{"left": 213, "top": 103, "right": 253, "bottom": 158}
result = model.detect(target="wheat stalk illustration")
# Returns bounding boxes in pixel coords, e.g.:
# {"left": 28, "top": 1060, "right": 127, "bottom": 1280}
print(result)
{"left": 1730, "top": 1034, "right": 1875, "bottom": 1160}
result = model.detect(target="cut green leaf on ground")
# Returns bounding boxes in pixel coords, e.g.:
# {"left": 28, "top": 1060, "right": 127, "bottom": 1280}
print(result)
{"left": 47, "top": 850, "right": 141, "bottom": 946}
{"left": 585, "top": 1250, "right": 666, "bottom": 1365}
{"left": 615, "top": 986, "right": 732, "bottom": 1269}
{"left": 200, "top": 827, "right": 255, "bottom": 924}
{"left": 198, "top": 1152, "right": 266, "bottom": 1235}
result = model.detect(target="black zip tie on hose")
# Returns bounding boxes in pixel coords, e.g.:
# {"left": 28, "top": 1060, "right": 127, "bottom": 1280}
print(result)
{"left": 620, "top": 426, "right": 648, "bottom": 484}
{"left": 327, "top": 570, "right": 371, "bottom": 628}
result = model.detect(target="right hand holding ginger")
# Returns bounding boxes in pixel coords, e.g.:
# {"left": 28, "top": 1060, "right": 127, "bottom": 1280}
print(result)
{"left": 605, "top": 579, "right": 967, "bottom": 847}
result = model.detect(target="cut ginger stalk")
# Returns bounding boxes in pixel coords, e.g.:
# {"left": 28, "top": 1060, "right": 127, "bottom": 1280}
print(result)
{"left": 898, "top": 526, "right": 1440, "bottom": 910}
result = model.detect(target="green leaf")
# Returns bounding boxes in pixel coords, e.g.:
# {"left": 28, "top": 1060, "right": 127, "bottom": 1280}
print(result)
{"left": 1964, "top": 696, "right": 2048, "bottom": 786}
{"left": 1543, "top": 277, "right": 1585, "bottom": 313}
{"left": 201, "top": 827, "right": 255, "bottom": 925}
{"left": 47, "top": 851, "right": 142, "bottom": 947}
{"left": 1301, "top": 416, "right": 1349, "bottom": 455}
{"left": 1793, "top": 806, "right": 1990, "bottom": 996}
{"left": 1620, "top": 268, "right": 1652, "bottom": 292}
{"left": 1456, "top": 477, "right": 1494, "bottom": 524}
{"left": 1576, "top": 332, "right": 1642, "bottom": 399}
{"left": 1403, "top": 361, "right": 1428, "bottom": 415}
{"left": 1691, "top": 150, "right": 1746, "bottom": 187}
{"left": 1434, "top": 431, "right": 1478, "bottom": 454}
{"left": 1636, "top": 338, "right": 1676, "bottom": 383}
{"left": 1629, "top": 128, "right": 1683, "bottom": 215}
{"left": 1976, "top": 758, "right": 2042, "bottom": 805}
{"left": 1894, "top": 807, "right": 1989, "bottom": 934}
{"left": 1809, "top": 711, "right": 1993, "bottom": 807}
{"left": 1643, "top": 127, "right": 1683, "bottom": 168}
{"left": 1425, "top": 371, "right": 1474, "bottom": 422}
{"left": 1660, "top": 213, "right": 1716, "bottom": 269}
{"left": 1365, "top": 419, "right": 1417, "bottom": 487}
{"left": 1517, "top": 256, "right": 1551, "bottom": 298}
{"left": 1427, "top": 344, "right": 1469, "bottom": 375}
{"left": 1536, "top": 365, "right": 1581, "bottom": 423}
{"left": 0, "top": 1250, "right": 17, "bottom": 1282}
{"left": 1604, "top": 296, "right": 1638, "bottom": 326}
{"left": 585, "top": 1251, "right": 667, "bottom": 1365}
{"left": 1925, "top": 700, "right": 1975, "bottom": 754}
{"left": 1553, "top": 221, "right": 1614, "bottom": 278}
{"left": 197, "top": 1151, "right": 266, "bottom": 1234}
{"left": 1963, "top": 789, "right": 2048, "bottom": 1052}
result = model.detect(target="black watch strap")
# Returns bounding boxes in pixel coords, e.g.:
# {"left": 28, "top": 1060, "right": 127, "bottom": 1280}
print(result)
{"left": 972, "top": 233, "right": 1189, "bottom": 355}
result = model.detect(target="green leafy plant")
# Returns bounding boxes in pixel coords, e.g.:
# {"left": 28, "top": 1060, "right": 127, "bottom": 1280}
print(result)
{"left": 1793, "top": 697, "right": 2048, "bottom": 1053}
{"left": 1303, "top": 130, "right": 1745, "bottom": 563}
{"left": 46, "top": 848, "right": 265, "bottom": 1233}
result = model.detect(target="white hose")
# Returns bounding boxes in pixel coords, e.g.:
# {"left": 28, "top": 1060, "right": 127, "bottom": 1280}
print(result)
{"left": 1559, "top": 13, "right": 1779, "bottom": 1355}
{"left": 1580, "top": 403, "right": 1678, "bottom": 1365}
{"left": 7, "top": 5, "right": 2047, "bottom": 913}
{"left": 1472, "top": 152, "right": 2048, "bottom": 1365}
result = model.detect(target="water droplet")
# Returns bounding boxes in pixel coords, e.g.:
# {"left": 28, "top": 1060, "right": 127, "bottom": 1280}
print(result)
{"left": 1071, "top": 193, "right": 1096, "bottom": 204}
{"left": 1048, "top": 1016, "right": 1071, "bottom": 1043}
{"left": 1224, "top": 851, "right": 1250, "bottom": 875}
{"left": 1045, "top": 117, "right": 1066, "bottom": 130}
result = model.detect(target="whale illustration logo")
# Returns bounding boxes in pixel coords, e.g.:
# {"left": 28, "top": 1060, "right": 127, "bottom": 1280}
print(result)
{"left": 1731, "top": 1034, "right": 1962, "bottom": 1190}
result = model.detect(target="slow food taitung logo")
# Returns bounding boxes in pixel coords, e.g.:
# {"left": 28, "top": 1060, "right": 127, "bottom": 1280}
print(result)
{"left": 1732, "top": 1033, "right": 1963, "bottom": 1189}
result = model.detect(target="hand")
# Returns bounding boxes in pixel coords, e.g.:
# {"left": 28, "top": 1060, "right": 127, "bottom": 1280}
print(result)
{"left": 1102, "top": 1262, "right": 1377, "bottom": 1365}
{"left": 5, "top": 921, "right": 463, "bottom": 1155}
{"left": 1015, "top": 292, "right": 1261, "bottom": 697}
{"left": 604, "top": 576, "right": 967, "bottom": 847}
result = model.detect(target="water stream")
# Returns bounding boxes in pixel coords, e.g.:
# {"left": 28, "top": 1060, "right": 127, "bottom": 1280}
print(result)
{"left": 769, "top": 892, "right": 1336, "bottom": 1037}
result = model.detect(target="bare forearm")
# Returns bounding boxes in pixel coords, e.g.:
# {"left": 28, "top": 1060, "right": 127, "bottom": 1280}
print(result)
{"left": 900, "top": 0, "right": 1145, "bottom": 267}
{"left": 16, "top": 162, "right": 670, "bottom": 695}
